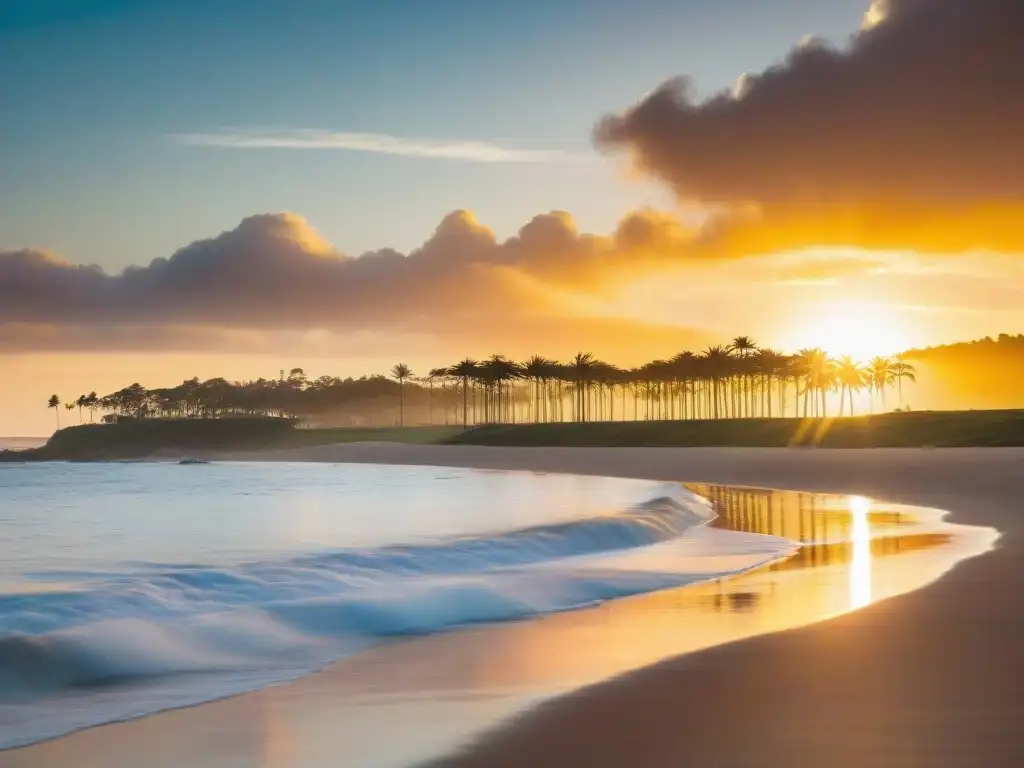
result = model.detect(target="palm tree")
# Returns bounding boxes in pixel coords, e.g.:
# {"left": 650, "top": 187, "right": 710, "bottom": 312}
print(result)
{"left": 448, "top": 359, "right": 478, "bottom": 428}
{"left": 754, "top": 348, "right": 786, "bottom": 417}
{"left": 48, "top": 394, "right": 61, "bottom": 428}
{"left": 522, "top": 355, "right": 555, "bottom": 423}
{"left": 475, "top": 355, "right": 520, "bottom": 423}
{"left": 700, "top": 346, "right": 733, "bottom": 420}
{"left": 85, "top": 391, "right": 99, "bottom": 422}
{"left": 425, "top": 368, "right": 448, "bottom": 425}
{"left": 834, "top": 356, "right": 867, "bottom": 416}
{"left": 729, "top": 336, "right": 758, "bottom": 417}
{"left": 569, "top": 353, "right": 596, "bottom": 422}
{"left": 891, "top": 360, "right": 917, "bottom": 409}
{"left": 667, "top": 351, "right": 697, "bottom": 419}
{"left": 867, "top": 357, "right": 895, "bottom": 412}
{"left": 794, "top": 348, "right": 832, "bottom": 417}
{"left": 390, "top": 363, "right": 413, "bottom": 426}
{"left": 65, "top": 337, "right": 932, "bottom": 428}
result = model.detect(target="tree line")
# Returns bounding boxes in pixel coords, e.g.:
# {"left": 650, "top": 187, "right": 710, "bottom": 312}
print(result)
{"left": 46, "top": 340, "right": 918, "bottom": 429}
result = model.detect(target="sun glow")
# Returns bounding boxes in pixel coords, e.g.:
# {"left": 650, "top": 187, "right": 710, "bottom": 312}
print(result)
{"left": 788, "top": 299, "right": 913, "bottom": 360}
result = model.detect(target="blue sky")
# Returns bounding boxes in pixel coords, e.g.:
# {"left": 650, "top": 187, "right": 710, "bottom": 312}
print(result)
{"left": 2, "top": 0, "right": 864, "bottom": 269}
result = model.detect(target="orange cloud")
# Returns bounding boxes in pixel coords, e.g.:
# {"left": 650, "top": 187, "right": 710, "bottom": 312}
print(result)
{"left": 595, "top": 0, "right": 1024, "bottom": 255}
{"left": 0, "top": 210, "right": 717, "bottom": 357}
{"left": 5, "top": 201, "right": 1006, "bottom": 357}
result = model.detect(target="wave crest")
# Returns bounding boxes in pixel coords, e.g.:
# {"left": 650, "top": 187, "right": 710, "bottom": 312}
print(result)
{"left": 0, "top": 483, "right": 796, "bottom": 748}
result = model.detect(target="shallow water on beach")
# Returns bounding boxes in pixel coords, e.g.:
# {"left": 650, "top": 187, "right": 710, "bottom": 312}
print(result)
{"left": 3, "top": 479, "right": 997, "bottom": 768}
{"left": 0, "top": 463, "right": 793, "bottom": 750}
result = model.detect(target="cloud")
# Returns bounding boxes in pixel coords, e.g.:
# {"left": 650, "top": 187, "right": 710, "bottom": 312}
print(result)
{"left": 177, "top": 129, "right": 589, "bottom": 164}
{"left": 3, "top": 200, "right": 981, "bottom": 357}
{"left": 594, "top": 0, "right": 1024, "bottom": 254}
{"left": 0, "top": 210, "right": 719, "bottom": 358}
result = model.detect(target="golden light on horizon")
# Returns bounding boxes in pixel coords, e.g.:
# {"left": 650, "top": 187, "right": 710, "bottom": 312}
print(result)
{"left": 786, "top": 299, "right": 914, "bottom": 361}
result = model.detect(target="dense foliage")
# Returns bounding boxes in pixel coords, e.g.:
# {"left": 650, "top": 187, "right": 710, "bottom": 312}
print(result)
{"left": 47, "top": 339, "right": 921, "bottom": 428}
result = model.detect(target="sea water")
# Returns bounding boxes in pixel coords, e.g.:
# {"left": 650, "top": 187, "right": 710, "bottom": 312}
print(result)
{"left": 0, "top": 461, "right": 796, "bottom": 749}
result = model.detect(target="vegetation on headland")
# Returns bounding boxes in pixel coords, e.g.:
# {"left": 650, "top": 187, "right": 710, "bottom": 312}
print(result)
{"left": 7, "top": 333, "right": 1021, "bottom": 460}
{"left": 35, "top": 418, "right": 300, "bottom": 460}
{"left": 1, "top": 421, "right": 463, "bottom": 461}
{"left": 3, "top": 409, "right": 1023, "bottom": 462}
{"left": 42, "top": 339, "right": 923, "bottom": 433}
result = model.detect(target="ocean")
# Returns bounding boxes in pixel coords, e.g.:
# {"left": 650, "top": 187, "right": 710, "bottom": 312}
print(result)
{"left": 0, "top": 438, "right": 47, "bottom": 452}
{"left": 0, "top": 461, "right": 797, "bottom": 749}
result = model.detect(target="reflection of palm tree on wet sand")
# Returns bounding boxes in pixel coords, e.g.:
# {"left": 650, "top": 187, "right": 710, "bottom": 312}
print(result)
{"left": 697, "top": 484, "right": 951, "bottom": 577}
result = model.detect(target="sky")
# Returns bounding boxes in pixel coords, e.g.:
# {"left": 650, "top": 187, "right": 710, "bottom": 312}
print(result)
{"left": 2, "top": 0, "right": 1023, "bottom": 434}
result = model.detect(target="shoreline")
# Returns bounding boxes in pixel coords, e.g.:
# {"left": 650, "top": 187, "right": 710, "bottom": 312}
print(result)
{"left": 7, "top": 408, "right": 1024, "bottom": 464}
{"left": 5, "top": 446, "right": 1023, "bottom": 767}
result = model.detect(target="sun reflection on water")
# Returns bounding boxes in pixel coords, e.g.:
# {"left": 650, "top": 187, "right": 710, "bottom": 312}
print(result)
{"left": 849, "top": 495, "right": 873, "bottom": 609}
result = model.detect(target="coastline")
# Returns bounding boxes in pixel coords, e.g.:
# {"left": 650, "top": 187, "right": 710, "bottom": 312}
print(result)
{"left": 7, "top": 409, "right": 1024, "bottom": 465}
{"left": 5, "top": 446, "right": 1022, "bottom": 768}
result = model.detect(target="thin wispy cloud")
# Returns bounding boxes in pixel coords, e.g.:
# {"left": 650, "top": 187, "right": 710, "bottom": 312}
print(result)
{"left": 176, "top": 129, "right": 591, "bottom": 164}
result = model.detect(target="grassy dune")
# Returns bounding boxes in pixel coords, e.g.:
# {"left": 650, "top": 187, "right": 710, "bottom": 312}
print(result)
{"left": 280, "top": 425, "right": 465, "bottom": 447}
{"left": 3, "top": 411, "right": 1022, "bottom": 461}
{"left": 444, "top": 410, "right": 1024, "bottom": 448}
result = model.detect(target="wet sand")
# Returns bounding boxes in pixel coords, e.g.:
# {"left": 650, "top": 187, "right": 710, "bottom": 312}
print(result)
{"left": 5, "top": 446, "right": 1023, "bottom": 767}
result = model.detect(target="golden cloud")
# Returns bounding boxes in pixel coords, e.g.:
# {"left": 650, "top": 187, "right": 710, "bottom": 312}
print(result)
{"left": 595, "top": 0, "right": 1024, "bottom": 255}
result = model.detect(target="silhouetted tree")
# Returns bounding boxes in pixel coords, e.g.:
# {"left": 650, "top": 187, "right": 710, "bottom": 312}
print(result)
{"left": 390, "top": 363, "right": 414, "bottom": 426}
{"left": 892, "top": 360, "right": 917, "bottom": 409}
{"left": 867, "top": 357, "right": 895, "bottom": 412}
{"left": 47, "top": 394, "right": 61, "bottom": 428}
{"left": 569, "top": 353, "right": 596, "bottom": 422}
{"left": 449, "top": 359, "right": 478, "bottom": 428}
{"left": 835, "top": 356, "right": 868, "bottom": 416}
{"left": 85, "top": 391, "right": 99, "bottom": 422}
{"left": 67, "top": 336, "right": 953, "bottom": 429}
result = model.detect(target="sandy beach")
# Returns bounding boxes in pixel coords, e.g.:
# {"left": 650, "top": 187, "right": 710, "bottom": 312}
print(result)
{"left": 5, "top": 445, "right": 1023, "bottom": 768}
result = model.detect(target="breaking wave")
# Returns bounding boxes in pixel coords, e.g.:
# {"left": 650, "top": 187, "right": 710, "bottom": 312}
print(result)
{"left": 0, "top": 482, "right": 796, "bottom": 749}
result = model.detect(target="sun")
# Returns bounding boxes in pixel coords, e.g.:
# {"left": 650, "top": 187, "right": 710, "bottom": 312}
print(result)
{"left": 788, "top": 299, "right": 912, "bottom": 361}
